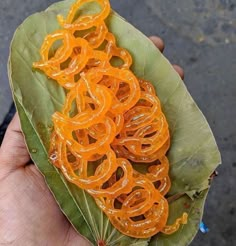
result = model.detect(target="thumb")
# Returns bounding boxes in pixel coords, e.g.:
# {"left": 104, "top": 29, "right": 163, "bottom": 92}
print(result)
{"left": 0, "top": 113, "right": 30, "bottom": 178}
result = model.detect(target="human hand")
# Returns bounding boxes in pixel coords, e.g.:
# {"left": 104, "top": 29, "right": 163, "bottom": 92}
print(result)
{"left": 0, "top": 114, "right": 90, "bottom": 245}
{"left": 149, "top": 36, "right": 184, "bottom": 79}
{"left": 0, "top": 37, "right": 183, "bottom": 246}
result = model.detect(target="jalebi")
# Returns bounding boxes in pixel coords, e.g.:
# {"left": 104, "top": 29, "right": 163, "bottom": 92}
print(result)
{"left": 33, "top": 0, "right": 187, "bottom": 239}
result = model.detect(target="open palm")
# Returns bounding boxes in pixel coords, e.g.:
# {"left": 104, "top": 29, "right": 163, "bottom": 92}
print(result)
{"left": 0, "top": 37, "right": 183, "bottom": 245}
{"left": 0, "top": 115, "right": 89, "bottom": 245}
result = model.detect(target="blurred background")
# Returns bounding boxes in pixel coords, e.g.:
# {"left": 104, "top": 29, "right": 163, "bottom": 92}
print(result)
{"left": 0, "top": 0, "right": 235, "bottom": 245}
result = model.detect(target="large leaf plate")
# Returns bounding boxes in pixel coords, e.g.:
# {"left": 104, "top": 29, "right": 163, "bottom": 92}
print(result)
{"left": 8, "top": 0, "right": 221, "bottom": 245}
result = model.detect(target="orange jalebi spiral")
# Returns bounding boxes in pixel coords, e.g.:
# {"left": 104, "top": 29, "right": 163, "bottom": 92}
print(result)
{"left": 33, "top": 0, "right": 187, "bottom": 239}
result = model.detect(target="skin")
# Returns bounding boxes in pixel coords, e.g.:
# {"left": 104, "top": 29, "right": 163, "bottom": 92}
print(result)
{"left": 0, "top": 37, "right": 184, "bottom": 246}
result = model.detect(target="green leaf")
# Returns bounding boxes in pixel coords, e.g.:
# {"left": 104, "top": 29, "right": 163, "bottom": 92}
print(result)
{"left": 9, "top": 0, "right": 221, "bottom": 245}
{"left": 150, "top": 189, "right": 209, "bottom": 246}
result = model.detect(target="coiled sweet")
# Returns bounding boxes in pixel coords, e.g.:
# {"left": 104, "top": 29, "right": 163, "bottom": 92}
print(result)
{"left": 33, "top": 0, "right": 187, "bottom": 239}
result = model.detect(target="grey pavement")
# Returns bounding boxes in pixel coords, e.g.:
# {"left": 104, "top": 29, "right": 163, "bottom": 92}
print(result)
{"left": 0, "top": 0, "right": 235, "bottom": 245}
